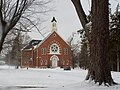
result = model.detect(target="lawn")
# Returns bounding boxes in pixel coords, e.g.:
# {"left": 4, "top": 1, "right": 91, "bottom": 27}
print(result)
{"left": 0, "top": 65, "right": 120, "bottom": 90}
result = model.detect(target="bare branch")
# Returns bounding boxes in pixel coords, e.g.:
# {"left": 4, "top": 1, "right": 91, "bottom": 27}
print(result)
{"left": 0, "top": 0, "right": 3, "bottom": 21}
{"left": 9, "top": 0, "right": 28, "bottom": 31}
{"left": 12, "top": 27, "right": 31, "bottom": 32}
{"left": 0, "top": 0, "right": 52, "bottom": 52}
{"left": 10, "top": 0, "right": 20, "bottom": 22}
{"left": 4, "top": 0, "right": 17, "bottom": 20}
{"left": 21, "top": 16, "right": 45, "bottom": 38}
{"left": 71, "top": 0, "right": 88, "bottom": 29}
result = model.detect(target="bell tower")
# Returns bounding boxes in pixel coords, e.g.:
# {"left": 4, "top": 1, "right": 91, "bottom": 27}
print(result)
{"left": 51, "top": 17, "right": 57, "bottom": 32}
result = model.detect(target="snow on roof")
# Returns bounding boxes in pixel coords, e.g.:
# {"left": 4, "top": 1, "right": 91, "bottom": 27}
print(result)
{"left": 22, "top": 40, "right": 42, "bottom": 50}
{"left": 22, "top": 31, "right": 71, "bottom": 51}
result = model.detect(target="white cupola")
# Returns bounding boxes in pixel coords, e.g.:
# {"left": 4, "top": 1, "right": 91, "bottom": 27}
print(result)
{"left": 51, "top": 17, "right": 57, "bottom": 32}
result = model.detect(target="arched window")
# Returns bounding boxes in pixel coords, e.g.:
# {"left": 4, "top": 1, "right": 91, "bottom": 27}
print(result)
{"left": 40, "top": 60, "right": 43, "bottom": 65}
{"left": 41, "top": 48, "right": 46, "bottom": 55}
{"left": 64, "top": 48, "right": 68, "bottom": 55}
{"left": 62, "top": 59, "right": 65, "bottom": 65}
{"left": 44, "top": 60, "right": 47, "bottom": 65}
{"left": 66, "top": 59, "right": 69, "bottom": 65}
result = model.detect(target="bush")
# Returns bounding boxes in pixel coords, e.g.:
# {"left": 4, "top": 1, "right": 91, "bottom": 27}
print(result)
{"left": 64, "top": 67, "right": 71, "bottom": 70}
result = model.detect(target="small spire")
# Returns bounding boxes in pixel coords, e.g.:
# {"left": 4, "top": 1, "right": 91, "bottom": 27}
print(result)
{"left": 51, "top": 17, "right": 57, "bottom": 32}
{"left": 51, "top": 17, "right": 57, "bottom": 22}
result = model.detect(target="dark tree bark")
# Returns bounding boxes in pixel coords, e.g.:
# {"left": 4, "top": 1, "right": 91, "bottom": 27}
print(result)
{"left": 89, "top": 0, "right": 116, "bottom": 85}
{"left": 72, "top": 0, "right": 117, "bottom": 85}
{"left": 71, "top": 0, "right": 88, "bottom": 29}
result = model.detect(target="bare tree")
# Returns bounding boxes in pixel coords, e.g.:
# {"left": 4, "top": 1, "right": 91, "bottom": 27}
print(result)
{"left": 71, "top": 0, "right": 117, "bottom": 85}
{"left": 0, "top": 0, "right": 52, "bottom": 52}
{"left": 67, "top": 33, "right": 81, "bottom": 68}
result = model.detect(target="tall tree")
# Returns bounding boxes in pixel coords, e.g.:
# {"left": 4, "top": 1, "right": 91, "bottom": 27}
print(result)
{"left": 109, "top": 4, "right": 120, "bottom": 72}
{"left": 4, "top": 30, "right": 30, "bottom": 66}
{"left": 67, "top": 33, "right": 81, "bottom": 68}
{"left": 71, "top": 0, "right": 117, "bottom": 85}
{"left": 10, "top": 31, "right": 23, "bottom": 66}
{"left": 79, "top": 39, "right": 89, "bottom": 69}
{"left": 89, "top": 0, "right": 115, "bottom": 85}
{"left": 0, "top": 0, "right": 51, "bottom": 52}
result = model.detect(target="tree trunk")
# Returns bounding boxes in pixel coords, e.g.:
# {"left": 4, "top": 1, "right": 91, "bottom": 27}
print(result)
{"left": 71, "top": 0, "right": 117, "bottom": 86}
{"left": 0, "top": 20, "right": 3, "bottom": 52}
{"left": 0, "top": 39, "right": 3, "bottom": 52}
{"left": 117, "top": 44, "right": 120, "bottom": 72}
{"left": 0, "top": 33, "right": 8, "bottom": 52}
{"left": 0, "top": 22, "right": 8, "bottom": 52}
{"left": 86, "top": 0, "right": 117, "bottom": 85}
{"left": 117, "top": 53, "right": 119, "bottom": 72}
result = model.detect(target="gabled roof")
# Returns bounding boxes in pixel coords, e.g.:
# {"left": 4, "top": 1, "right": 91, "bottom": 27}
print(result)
{"left": 36, "top": 33, "right": 52, "bottom": 48}
{"left": 23, "top": 40, "right": 42, "bottom": 50}
{"left": 37, "top": 31, "right": 71, "bottom": 48}
{"left": 54, "top": 31, "right": 71, "bottom": 47}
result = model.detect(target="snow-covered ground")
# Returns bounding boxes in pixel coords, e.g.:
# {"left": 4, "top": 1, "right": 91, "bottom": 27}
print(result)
{"left": 0, "top": 65, "right": 120, "bottom": 90}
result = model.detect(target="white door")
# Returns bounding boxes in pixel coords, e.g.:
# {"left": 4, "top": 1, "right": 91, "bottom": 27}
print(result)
{"left": 52, "top": 59, "right": 58, "bottom": 67}
{"left": 50, "top": 55, "right": 59, "bottom": 68}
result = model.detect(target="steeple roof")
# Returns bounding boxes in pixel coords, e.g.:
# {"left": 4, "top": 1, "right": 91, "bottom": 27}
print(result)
{"left": 51, "top": 17, "right": 57, "bottom": 22}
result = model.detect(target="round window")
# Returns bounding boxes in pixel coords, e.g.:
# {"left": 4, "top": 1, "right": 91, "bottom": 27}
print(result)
{"left": 51, "top": 44, "right": 58, "bottom": 53}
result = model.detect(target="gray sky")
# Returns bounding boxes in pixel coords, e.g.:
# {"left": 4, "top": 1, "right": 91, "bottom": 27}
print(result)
{"left": 29, "top": 0, "right": 120, "bottom": 43}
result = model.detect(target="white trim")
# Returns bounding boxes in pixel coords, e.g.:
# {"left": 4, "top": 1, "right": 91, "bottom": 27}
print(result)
{"left": 36, "top": 31, "right": 71, "bottom": 49}
{"left": 50, "top": 55, "right": 59, "bottom": 61}
{"left": 49, "top": 43, "right": 60, "bottom": 54}
{"left": 50, "top": 55, "right": 59, "bottom": 67}
{"left": 36, "top": 33, "right": 52, "bottom": 48}
{"left": 54, "top": 31, "right": 71, "bottom": 47}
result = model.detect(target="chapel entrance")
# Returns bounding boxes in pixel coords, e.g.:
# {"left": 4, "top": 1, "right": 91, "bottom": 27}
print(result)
{"left": 50, "top": 55, "right": 59, "bottom": 67}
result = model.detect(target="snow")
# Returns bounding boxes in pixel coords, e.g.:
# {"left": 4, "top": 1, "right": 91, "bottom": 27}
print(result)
{"left": 0, "top": 65, "right": 120, "bottom": 90}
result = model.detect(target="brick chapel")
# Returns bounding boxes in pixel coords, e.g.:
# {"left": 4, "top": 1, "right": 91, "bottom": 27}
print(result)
{"left": 21, "top": 17, "right": 72, "bottom": 68}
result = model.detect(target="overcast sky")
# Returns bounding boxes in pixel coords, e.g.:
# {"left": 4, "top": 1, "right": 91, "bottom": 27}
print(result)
{"left": 29, "top": 0, "right": 120, "bottom": 43}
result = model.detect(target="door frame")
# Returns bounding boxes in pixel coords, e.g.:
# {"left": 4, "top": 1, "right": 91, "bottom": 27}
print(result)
{"left": 50, "top": 55, "right": 59, "bottom": 67}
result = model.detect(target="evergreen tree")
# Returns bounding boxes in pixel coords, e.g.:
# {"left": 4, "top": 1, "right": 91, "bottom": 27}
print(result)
{"left": 10, "top": 32, "right": 23, "bottom": 66}
{"left": 79, "top": 39, "right": 89, "bottom": 69}
{"left": 109, "top": 4, "right": 120, "bottom": 71}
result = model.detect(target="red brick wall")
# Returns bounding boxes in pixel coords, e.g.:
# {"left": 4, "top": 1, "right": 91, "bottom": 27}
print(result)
{"left": 37, "top": 32, "right": 72, "bottom": 68}
{"left": 21, "top": 48, "right": 34, "bottom": 68}
{"left": 21, "top": 31, "right": 72, "bottom": 68}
